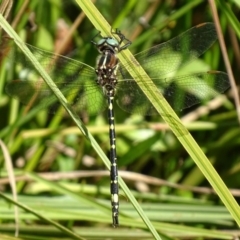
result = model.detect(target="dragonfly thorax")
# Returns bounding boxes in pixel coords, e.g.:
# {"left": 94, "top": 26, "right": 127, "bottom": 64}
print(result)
{"left": 95, "top": 49, "right": 119, "bottom": 97}
{"left": 96, "top": 37, "right": 120, "bottom": 54}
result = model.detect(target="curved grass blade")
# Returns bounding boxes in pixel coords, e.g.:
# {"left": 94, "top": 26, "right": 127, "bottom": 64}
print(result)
{"left": 76, "top": 0, "right": 240, "bottom": 230}
{"left": 0, "top": 13, "right": 133, "bottom": 230}
{"left": 0, "top": 192, "right": 86, "bottom": 240}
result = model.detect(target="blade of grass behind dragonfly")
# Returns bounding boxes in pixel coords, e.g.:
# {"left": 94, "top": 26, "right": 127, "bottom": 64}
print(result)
{"left": 75, "top": 2, "right": 162, "bottom": 240}
{"left": 217, "top": 0, "right": 240, "bottom": 39}
{"left": 76, "top": 0, "right": 240, "bottom": 229}
{"left": 0, "top": 192, "right": 85, "bottom": 240}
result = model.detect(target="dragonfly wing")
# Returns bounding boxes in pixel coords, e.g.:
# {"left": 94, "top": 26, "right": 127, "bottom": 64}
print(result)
{"left": 116, "top": 71, "right": 229, "bottom": 115}
{"left": 5, "top": 40, "right": 107, "bottom": 115}
{"left": 6, "top": 80, "right": 107, "bottom": 115}
{"left": 116, "top": 80, "right": 155, "bottom": 115}
{"left": 159, "top": 71, "right": 229, "bottom": 111}
{"left": 119, "top": 23, "right": 217, "bottom": 78}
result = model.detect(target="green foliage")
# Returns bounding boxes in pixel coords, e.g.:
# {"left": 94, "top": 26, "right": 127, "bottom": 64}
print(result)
{"left": 0, "top": 0, "right": 239, "bottom": 239}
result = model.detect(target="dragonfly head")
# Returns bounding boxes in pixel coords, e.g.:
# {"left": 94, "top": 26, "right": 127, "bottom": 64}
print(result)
{"left": 95, "top": 37, "right": 120, "bottom": 54}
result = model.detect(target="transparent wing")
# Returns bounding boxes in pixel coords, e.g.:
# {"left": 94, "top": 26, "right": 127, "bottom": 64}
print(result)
{"left": 119, "top": 23, "right": 217, "bottom": 78}
{"left": 116, "top": 71, "right": 229, "bottom": 115}
{"left": 5, "top": 41, "right": 107, "bottom": 115}
{"left": 115, "top": 23, "right": 229, "bottom": 115}
{"left": 5, "top": 23, "right": 229, "bottom": 117}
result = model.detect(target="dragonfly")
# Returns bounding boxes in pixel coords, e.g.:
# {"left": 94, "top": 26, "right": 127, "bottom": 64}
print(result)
{"left": 5, "top": 22, "right": 230, "bottom": 227}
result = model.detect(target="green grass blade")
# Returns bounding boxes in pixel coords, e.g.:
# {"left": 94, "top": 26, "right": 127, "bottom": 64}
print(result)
{"left": 0, "top": 192, "right": 86, "bottom": 240}
{"left": 74, "top": 2, "right": 162, "bottom": 239}
{"left": 0, "top": 14, "right": 120, "bottom": 225}
{"left": 0, "top": 12, "right": 158, "bottom": 236}
{"left": 76, "top": 0, "right": 240, "bottom": 229}
{"left": 217, "top": 0, "right": 240, "bottom": 39}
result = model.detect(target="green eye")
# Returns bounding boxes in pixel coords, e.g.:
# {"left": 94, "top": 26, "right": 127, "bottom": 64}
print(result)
{"left": 106, "top": 38, "right": 119, "bottom": 47}
{"left": 97, "top": 39, "right": 106, "bottom": 45}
